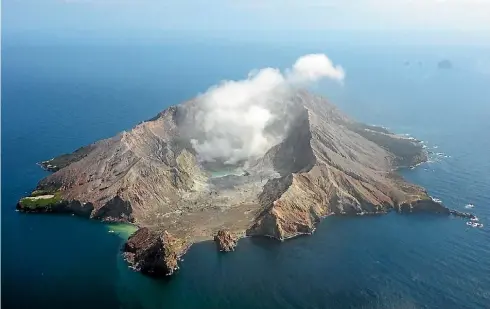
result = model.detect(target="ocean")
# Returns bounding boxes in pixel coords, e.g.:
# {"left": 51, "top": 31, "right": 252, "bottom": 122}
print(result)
{"left": 2, "top": 39, "right": 490, "bottom": 309}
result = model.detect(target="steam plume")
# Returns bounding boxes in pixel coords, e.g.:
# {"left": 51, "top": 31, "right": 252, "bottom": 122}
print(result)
{"left": 190, "top": 54, "right": 344, "bottom": 164}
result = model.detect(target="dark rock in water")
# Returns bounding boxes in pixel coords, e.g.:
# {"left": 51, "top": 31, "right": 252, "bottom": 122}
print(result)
{"left": 397, "top": 199, "right": 450, "bottom": 214}
{"left": 123, "top": 228, "right": 188, "bottom": 277}
{"left": 448, "top": 209, "right": 476, "bottom": 219}
{"left": 214, "top": 230, "right": 238, "bottom": 252}
{"left": 397, "top": 198, "right": 476, "bottom": 220}
{"left": 438, "top": 60, "right": 453, "bottom": 69}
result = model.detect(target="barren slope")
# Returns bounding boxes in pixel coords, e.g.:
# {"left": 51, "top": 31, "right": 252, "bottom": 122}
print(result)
{"left": 18, "top": 90, "right": 458, "bottom": 275}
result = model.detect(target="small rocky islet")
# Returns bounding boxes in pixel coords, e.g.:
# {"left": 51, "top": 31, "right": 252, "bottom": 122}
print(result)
{"left": 17, "top": 90, "right": 473, "bottom": 277}
{"left": 438, "top": 59, "right": 453, "bottom": 69}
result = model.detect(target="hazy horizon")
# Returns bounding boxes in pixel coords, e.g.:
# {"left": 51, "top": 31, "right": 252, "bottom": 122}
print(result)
{"left": 3, "top": 0, "right": 490, "bottom": 47}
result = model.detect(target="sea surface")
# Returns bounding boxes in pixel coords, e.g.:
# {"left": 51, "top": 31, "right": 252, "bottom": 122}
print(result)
{"left": 2, "top": 40, "right": 490, "bottom": 309}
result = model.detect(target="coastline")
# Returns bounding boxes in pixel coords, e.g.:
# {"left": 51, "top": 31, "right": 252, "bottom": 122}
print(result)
{"left": 106, "top": 222, "right": 139, "bottom": 240}
{"left": 14, "top": 93, "right": 474, "bottom": 278}
{"left": 17, "top": 130, "right": 472, "bottom": 277}
{"left": 4, "top": 42, "right": 489, "bottom": 309}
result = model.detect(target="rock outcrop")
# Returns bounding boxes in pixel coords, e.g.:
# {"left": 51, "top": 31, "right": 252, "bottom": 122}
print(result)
{"left": 448, "top": 209, "right": 476, "bottom": 219}
{"left": 214, "top": 230, "right": 238, "bottom": 252}
{"left": 39, "top": 145, "right": 96, "bottom": 172}
{"left": 123, "top": 228, "right": 188, "bottom": 277}
{"left": 18, "top": 90, "right": 463, "bottom": 277}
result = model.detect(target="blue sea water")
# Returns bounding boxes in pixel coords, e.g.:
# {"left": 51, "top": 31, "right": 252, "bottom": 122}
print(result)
{"left": 2, "top": 40, "right": 490, "bottom": 309}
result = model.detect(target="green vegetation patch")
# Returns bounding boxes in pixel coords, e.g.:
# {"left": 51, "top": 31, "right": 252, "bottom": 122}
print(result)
{"left": 30, "top": 189, "right": 56, "bottom": 197}
{"left": 19, "top": 192, "right": 64, "bottom": 210}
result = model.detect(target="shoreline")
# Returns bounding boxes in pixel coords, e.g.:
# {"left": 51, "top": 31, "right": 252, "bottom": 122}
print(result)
{"left": 15, "top": 102, "right": 468, "bottom": 278}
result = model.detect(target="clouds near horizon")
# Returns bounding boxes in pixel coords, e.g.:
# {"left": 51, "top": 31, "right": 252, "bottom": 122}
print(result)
{"left": 4, "top": 0, "right": 490, "bottom": 33}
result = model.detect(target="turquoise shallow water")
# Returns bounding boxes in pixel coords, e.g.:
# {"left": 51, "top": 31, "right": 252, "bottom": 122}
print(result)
{"left": 2, "top": 41, "right": 490, "bottom": 309}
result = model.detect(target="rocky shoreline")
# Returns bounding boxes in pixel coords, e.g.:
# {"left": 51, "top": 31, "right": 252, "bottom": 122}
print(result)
{"left": 16, "top": 90, "right": 473, "bottom": 278}
{"left": 16, "top": 188, "right": 473, "bottom": 277}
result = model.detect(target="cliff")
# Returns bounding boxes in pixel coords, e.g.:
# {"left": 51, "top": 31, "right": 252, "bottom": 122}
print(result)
{"left": 18, "top": 90, "right": 457, "bottom": 276}
{"left": 214, "top": 230, "right": 238, "bottom": 252}
{"left": 123, "top": 228, "right": 188, "bottom": 276}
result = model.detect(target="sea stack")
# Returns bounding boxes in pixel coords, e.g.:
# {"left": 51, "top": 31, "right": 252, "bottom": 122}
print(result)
{"left": 214, "top": 230, "right": 238, "bottom": 252}
{"left": 123, "top": 228, "right": 188, "bottom": 276}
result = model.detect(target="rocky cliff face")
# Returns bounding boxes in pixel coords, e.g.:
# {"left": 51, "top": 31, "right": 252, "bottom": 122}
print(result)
{"left": 19, "top": 90, "right": 454, "bottom": 276}
{"left": 123, "top": 228, "right": 188, "bottom": 277}
{"left": 214, "top": 230, "right": 238, "bottom": 252}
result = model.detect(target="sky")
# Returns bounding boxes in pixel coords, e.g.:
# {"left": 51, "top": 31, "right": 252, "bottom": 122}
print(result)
{"left": 3, "top": 0, "right": 490, "bottom": 44}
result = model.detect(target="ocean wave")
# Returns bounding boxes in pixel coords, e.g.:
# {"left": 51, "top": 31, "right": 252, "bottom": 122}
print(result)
{"left": 425, "top": 148, "right": 451, "bottom": 164}
{"left": 431, "top": 196, "right": 443, "bottom": 204}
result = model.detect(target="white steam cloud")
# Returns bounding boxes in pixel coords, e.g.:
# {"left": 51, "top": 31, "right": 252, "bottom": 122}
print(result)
{"left": 289, "top": 53, "right": 345, "bottom": 83}
{"left": 190, "top": 54, "right": 344, "bottom": 164}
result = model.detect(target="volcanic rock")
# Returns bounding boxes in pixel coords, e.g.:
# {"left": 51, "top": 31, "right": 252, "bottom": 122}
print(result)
{"left": 123, "top": 228, "right": 187, "bottom": 277}
{"left": 214, "top": 230, "right": 238, "bottom": 252}
{"left": 18, "top": 90, "right": 461, "bottom": 276}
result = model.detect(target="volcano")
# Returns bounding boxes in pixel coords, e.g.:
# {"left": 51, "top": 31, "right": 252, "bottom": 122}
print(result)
{"left": 18, "top": 90, "right": 454, "bottom": 277}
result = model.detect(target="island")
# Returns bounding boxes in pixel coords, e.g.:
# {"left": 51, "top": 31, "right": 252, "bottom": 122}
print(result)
{"left": 438, "top": 59, "right": 453, "bottom": 69}
{"left": 17, "top": 90, "right": 472, "bottom": 277}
